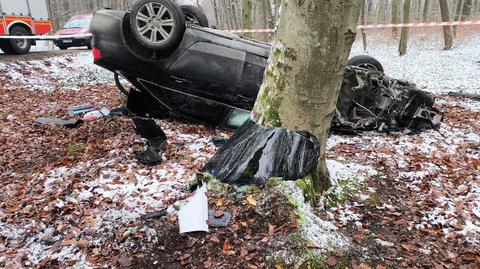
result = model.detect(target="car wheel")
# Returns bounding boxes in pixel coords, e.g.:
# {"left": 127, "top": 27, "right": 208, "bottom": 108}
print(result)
{"left": 180, "top": 5, "right": 209, "bottom": 27}
{"left": 129, "top": 0, "right": 185, "bottom": 51}
{"left": 347, "top": 55, "right": 384, "bottom": 72}
{"left": 3, "top": 26, "right": 32, "bottom": 55}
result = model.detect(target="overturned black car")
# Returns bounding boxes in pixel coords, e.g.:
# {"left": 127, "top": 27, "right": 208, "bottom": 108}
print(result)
{"left": 90, "top": 0, "right": 442, "bottom": 133}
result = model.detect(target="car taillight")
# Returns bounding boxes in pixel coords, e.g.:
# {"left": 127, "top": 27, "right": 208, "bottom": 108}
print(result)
{"left": 92, "top": 47, "right": 101, "bottom": 60}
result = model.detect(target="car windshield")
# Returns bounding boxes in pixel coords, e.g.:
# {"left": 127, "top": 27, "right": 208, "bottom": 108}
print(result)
{"left": 62, "top": 18, "right": 91, "bottom": 29}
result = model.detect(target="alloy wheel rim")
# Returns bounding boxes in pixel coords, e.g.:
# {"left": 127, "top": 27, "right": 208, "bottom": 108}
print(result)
{"left": 135, "top": 2, "right": 175, "bottom": 45}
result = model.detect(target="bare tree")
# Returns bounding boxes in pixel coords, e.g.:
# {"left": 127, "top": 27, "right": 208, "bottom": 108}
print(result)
{"left": 392, "top": 0, "right": 400, "bottom": 39}
{"left": 251, "top": 0, "right": 362, "bottom": 192}
{"left": 360, "top": 0, "right": 368, "bottom": 51}
{"left": 453, "top": 0, "right": 465, "bottom": 36}
{"left": 399, "top": 0, "right": 411, "bottom": 56}
{"left": 439, "top": 0, "right": 454, "bottom": 50}
{"left": 461, "top": 0, "right": 473, "bottom": 20}
{"left": 423, "top": 0, "right": 430, "bottom": 21}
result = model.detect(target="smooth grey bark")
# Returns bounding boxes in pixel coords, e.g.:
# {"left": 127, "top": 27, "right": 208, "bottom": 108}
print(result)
{"left": 251, "top": 0, "right": 362, "bottom": 192}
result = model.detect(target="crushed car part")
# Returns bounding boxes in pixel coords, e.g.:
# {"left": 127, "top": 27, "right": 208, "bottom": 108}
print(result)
{"left": 347, "top": 55, "right": 384, "bottom": 72}
{"left": 132, "top": 116, "right": 167, "bottom": 165}
{"left": 35, "top": 117, "right": 83, "bottom": 128}
{"left": 333, "top": 66, "right": 443, "bottom": 133}
{"left": 203, "top": 119, "right": 320, "bottom": 185}
{"left": 208, "top": 210, "right": 232, "bottom": 228}
{"left": 67, "top": 104, "right": 95, "bottom": 117}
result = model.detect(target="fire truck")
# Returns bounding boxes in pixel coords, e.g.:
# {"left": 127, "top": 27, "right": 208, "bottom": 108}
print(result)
{"left": 0, "top": 0, "right": 52, "bottom": 54}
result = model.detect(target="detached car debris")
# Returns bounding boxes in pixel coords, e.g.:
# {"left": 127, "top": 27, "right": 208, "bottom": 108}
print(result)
{"left": 178, "top": 184, "right": 209, "bottom": 234}
{"left": 203, "top": 119, "right": 320, "bottom": 185}
{"left": 67, "top": 104, "right": 95, "bottom": 117}
{"left": 35, "top": 117, "right": 83, "bottom": 128}
{"left": 90, "top": 0, "right": 442, "bottom": 136}
{"left": 333, "top": 67, "right": 443, "bottom": 133}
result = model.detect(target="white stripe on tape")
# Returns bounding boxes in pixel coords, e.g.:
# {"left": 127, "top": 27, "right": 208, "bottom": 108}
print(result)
{"left": 225, "top": 20, "right": 480, "bottom": 33}
{"left": 358, "top": 20, "right": 480, "bottom": 29}
{"left": 0, "top": 33, "right": 92, "bottom": 40}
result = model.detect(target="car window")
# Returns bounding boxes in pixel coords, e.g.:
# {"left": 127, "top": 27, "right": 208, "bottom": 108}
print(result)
{"left": 223, "top": 109, "right": 250, "bottom": 129}
{"left": 63, "top": 18, "right": 92, "bottom": 29}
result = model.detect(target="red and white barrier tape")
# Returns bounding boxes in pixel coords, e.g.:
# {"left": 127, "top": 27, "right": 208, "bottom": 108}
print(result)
{"left": 225, "top": 29, "right": 276, "bottom": 33}
{"left": 358, "top": 20, "right": 480, "bottom": 29}
{"left": 225, "top": 20, "right": 480, "bottom": 33}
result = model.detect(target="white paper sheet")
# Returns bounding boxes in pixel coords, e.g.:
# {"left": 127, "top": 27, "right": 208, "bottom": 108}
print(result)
{"left": 178, "top": 184, "right": 209, "bottom": 234}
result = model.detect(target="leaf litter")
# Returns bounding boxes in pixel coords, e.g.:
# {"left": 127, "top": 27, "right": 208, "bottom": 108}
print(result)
{"left": 0, "top": 46, "right": 479, "bottom": 268}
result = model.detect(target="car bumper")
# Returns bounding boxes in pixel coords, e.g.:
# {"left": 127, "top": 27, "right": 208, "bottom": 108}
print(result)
{"left": 55, "top": 36, "right": 92, "bottom": 47}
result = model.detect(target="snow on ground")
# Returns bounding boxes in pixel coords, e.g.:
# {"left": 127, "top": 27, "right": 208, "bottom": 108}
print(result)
{"left": 0, "top": 52, "right": 111, "bottom": 92}
{"left": 0, "top": 120, "right": 217, "bottom": 267}
{"left": 325, "top": 119, "right": 480, "bottom": 249}
{"left": 1, "top": 34, "right": 479, "bottom": 267}
{"left": 350, "top": 34, "right": 480, "bottom": 95}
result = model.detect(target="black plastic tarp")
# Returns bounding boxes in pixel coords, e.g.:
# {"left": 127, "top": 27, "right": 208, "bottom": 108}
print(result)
{"left": 203, "top": 119, "right": 320, "bottom": 185}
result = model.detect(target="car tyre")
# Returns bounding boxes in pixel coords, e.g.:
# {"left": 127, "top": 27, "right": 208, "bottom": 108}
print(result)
{"left": 2, "top": 26, "right": 32, "bottom": 55}
{"left": 347, "top": 55, "right": 384, "bottom": 72}
{"left": 129, "top": 0, "right": 185, "bottom": 51}
{"left": 180, "top": 5, "right": 209, "bottom": 27}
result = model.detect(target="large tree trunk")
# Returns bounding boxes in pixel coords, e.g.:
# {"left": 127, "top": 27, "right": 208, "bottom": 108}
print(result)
{"left": 392, "top": 0, "right": 400, "bottom": 39}
{"left": 251, "top": 0, "right": 362, "bottom": 192}
{"left": 439, "top": 0, "right": 454, "bottom": 50}
{"left": 399, "top": 0, "right": 411, "bottom": 56}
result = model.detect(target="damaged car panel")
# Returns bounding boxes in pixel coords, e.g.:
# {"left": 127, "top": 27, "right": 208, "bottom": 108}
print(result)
{"left": 334, "top": 66, "right": 443, "bottom": 133}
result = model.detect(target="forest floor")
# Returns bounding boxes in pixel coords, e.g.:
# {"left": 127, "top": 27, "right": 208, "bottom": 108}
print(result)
{"left": 0, "top": 36, "right": 479, "bottom": 268}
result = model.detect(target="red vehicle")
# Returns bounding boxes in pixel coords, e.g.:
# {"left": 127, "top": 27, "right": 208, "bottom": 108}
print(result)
{"left": 54, "top": 14, "right": 93, "bottom": 50}
{"left": 0, "top": 0, "right": 52, "bottom": 54}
